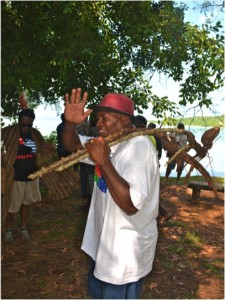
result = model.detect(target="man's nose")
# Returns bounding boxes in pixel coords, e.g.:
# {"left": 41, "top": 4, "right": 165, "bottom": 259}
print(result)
{"left": 96, "top": 118, "right": 102, "bottom": 126}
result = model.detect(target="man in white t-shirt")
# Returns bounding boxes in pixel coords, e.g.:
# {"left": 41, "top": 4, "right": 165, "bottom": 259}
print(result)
{"left": 62, "top": 88, "right": 159, "bottom": 299}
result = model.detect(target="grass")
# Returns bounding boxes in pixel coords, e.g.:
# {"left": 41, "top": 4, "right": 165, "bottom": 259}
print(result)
{"left": 166, "top": 219, "right": 187, "bottom": 228}
{"left": 148, "top": 115, "right": 225, "bottom": 127}
{"left": 160, "top": 175, "right": 224, "bottom": 185}
{"left": 37, "top": 280, "right": 48, "bottom": 289}
{"left": 183, "top": 293, "right": 195, "bottom": 299}
{"left": 182, "top": 230, "right": 202, "bottom": 249}
{"left": 203, "top": 259, "right": 224, "bottom": 279}
{"left": 183, "top": 230, "right": 201, "bottom": 243}
{"left": 180, "top": 115, "right": 224, "bottom": 127}
{"left": 166, "top": 245, "right": 187, "bottom": 255}
{"left": 162, "top": 260, "right": 174, "bottom": 269}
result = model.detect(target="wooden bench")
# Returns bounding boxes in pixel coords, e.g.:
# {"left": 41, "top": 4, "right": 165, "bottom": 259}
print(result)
{"left": 188, "top": 181, "right": 224, "bottom": 202}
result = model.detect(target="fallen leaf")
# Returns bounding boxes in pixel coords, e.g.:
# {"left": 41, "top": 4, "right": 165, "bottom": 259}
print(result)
{"left": 60, "top": 247, "right": 68, "bottom": 253}
{"left": 149, "top": 282, "right": 158, "bottom": 289}
{"left": 154, "top": 269, "right": 165, "bottom": 274}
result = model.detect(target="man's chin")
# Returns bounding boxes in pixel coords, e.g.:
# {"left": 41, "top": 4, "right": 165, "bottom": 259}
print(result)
{"left": 99, "top": 130, "right": 108, "bottom": 138}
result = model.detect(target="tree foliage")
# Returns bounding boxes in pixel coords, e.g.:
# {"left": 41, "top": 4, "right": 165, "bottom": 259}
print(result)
{"left": 1, "top": 1, "right": 224, "bottom": 121}
{"left": 195, "top": 0, "right": 224, "bottom": 17}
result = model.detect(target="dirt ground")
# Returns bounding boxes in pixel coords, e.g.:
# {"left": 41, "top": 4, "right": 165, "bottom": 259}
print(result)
{"left": 1, "top": 180, "right": 224, "bottom": 299}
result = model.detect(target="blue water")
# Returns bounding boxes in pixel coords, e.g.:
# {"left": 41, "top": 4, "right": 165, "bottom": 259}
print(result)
{"left": 160, "top": 126, "right": 225, "bottom": 178}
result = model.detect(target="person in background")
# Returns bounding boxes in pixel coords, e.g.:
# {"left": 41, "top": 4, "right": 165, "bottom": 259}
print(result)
{"left": 135, "top": 115, "right": 147, "bottom": 128}
{"left": 135, "top": 117, "right": 172, "bottom": 225}
{"left": 147, "top": 123, "right": 162, "bottom": 163}
{"left": 165, "top": 122, "right": 187, "bottom": 184}
{"left": 56, "top": 113, "right": 71, "bottom": 157}
{"left": 62, "top": 88, "right": 159, "bottom": 299}
{"left": 1, "top": 107, "right": 44, "bottom": 242}
{"left": 135, "top": 115, "right": 157, "bottom": 148}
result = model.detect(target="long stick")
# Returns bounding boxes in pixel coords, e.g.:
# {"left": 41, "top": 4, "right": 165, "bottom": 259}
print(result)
{"left": 28, "top": 128, "right": 194, "bottom": 179}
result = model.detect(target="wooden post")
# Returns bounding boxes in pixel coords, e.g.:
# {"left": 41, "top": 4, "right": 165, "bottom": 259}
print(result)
{"left": 191, "top": 187, "right": 201, "bottom": 203}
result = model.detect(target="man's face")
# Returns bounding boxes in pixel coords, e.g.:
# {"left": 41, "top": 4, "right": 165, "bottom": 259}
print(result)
{"left": 19, "top": 116, "right": 33, "bottom": 134}
{"left": 96, "top": 112, "right": 129, "bottom": 138}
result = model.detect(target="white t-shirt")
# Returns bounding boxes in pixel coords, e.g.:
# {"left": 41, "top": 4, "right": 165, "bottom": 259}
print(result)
{"left": 172, "top": 133, "right": 187, "bottom": 148}
{"left": 79, "top": 134, "right": 159, "bottom": 284}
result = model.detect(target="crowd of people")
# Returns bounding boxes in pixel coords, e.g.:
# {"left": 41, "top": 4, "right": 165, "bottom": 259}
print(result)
{"left": 1, "top": 88, "right": 188, "bottom": 299}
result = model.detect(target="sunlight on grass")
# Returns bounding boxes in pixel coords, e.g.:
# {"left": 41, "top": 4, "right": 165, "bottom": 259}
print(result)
{"left": 182, "top": 230, "right": 202, "bottom": 249}
{"left": 203, "top": 259, "right": 224, "bottom": 279}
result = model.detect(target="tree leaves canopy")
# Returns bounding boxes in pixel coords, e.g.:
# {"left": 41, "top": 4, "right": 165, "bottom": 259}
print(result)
{"left": 1, "top": 1, "right": 224, "bottom": 121}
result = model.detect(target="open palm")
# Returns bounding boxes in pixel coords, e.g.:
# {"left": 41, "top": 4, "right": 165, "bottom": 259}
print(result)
{"left": 64, "top": 88, "right": 93, "bottom": 124}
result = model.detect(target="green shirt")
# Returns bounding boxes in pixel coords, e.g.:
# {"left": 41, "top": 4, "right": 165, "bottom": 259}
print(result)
{"left": 149, "top": 135, "right": 157, "bottom": 149}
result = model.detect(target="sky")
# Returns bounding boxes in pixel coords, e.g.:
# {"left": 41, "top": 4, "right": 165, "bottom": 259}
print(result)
{"left": 3, "top": 1, "right": 225, "bottom": 136}
{"left": 141, "top": 0, "right": 224, "bottom": 123}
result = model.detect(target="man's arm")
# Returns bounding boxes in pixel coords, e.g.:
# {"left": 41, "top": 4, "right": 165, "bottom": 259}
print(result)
{"left": 101, "top": 160, "right": 138, "bottom": 215}
{"left": 86, "top": 137, "right": 138, "bottom": 215}
{"left": 61, "top": 121, "right": 82, "bottom": 152}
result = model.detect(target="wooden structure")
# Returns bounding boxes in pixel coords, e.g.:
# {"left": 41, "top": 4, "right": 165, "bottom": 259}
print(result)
{"left": 188, "top": 181, "right": 224, "bottom": 202}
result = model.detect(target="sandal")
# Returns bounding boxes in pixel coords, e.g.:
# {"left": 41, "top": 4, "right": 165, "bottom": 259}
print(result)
{"left": 20, "top": 227, "right": 31, "bottom": 241}
{"left": 4, "top": 229, "right": 13, "bottom": 243}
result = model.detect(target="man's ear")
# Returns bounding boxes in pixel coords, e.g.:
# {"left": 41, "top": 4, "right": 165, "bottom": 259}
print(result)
{"left": 121, "top": 115, "right": 131, "bottom": 125}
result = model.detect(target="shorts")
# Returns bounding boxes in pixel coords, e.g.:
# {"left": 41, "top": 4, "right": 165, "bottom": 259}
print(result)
{"left": 167, "top": 160, "right": 176, "bottom": 171}
{"left": 8, "top": 179, "right": 42, "bottom": 213}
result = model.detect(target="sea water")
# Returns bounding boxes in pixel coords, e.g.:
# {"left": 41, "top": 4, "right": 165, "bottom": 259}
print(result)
{"left": 159, "top": 126, "right": 225, "bottom": 178}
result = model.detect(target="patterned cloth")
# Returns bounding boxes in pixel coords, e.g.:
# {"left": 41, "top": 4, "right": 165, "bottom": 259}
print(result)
{"left": 1, "top": 124, "right": 80, "bottom": 221}
{"left": 94, "top": 165, "right": 107, "bottom": 193}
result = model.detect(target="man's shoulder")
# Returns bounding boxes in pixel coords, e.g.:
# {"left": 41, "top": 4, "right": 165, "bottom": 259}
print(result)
{"left": 32, "top": 127, "right": 42, "bottom": 135}
{"left": 2, "top": 124, "right": 17, "bottom": 130}
{"left": 2, "top": 124, "right": 18, "bottom": 135}
{"left": 56, "top": 122, "right": 63, "bottom": 131}
{"left": 127, "top": 135, "right": 155, "bottom": 149}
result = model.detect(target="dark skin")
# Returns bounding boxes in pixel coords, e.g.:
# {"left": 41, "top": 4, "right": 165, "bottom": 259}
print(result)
{"left": 62, "top": 88, "right": 138, "bottom": 215}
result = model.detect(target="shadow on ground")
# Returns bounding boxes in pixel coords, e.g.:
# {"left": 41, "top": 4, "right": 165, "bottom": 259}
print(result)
{"left": 1, "top": 182, "right": 224, "bottom": 299}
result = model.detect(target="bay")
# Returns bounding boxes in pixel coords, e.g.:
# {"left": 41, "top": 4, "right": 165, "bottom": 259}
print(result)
{"left": 159, "top": 126, "right": 225, "bottom": 178}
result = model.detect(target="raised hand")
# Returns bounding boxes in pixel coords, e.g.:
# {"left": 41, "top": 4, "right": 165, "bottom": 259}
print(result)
{"left": 18, "top": 92, "right": 28, "bottom": 109}
{"left": 64, "top": 88, "right": 93, "bottom": 124}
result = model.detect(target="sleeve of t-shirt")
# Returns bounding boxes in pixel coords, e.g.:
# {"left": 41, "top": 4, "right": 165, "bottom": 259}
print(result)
{"left": 78, "top": 134, "right": 94, "bottom": 165}
{"left": 78, "top": 134, "right": 93, "bottom": 147}
{"left": 120, "top": 136, "right": 158, "bottom": 210}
